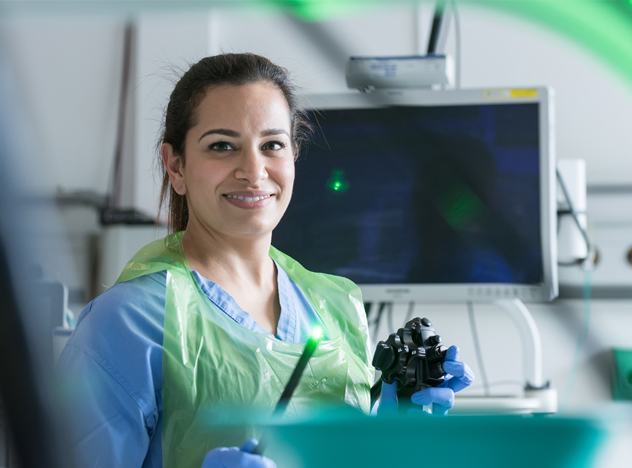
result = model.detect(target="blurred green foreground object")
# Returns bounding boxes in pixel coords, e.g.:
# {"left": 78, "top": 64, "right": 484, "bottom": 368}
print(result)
{"left": 261, "top": 410, "right": 607, "bottom": 468}
{"left": 612, "top": 348, "right": 632, "bottom": 400}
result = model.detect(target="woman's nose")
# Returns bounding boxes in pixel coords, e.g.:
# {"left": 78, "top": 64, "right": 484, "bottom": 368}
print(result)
{"left": 234, "top": 146, "right": 268, "bottom": 185}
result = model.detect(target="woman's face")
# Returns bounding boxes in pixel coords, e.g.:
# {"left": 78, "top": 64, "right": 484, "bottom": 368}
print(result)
{"left": 164, "top": 82, "right": 295, "bottom": 240}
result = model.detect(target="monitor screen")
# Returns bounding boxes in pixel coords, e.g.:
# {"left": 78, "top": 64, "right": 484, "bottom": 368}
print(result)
{"left": 272, "top": 89, "right": 557, "bottom": 302}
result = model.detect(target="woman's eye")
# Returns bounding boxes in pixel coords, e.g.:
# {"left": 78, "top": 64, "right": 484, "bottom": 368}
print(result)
{"left": 209, "top": 141, "right": 235, "bottom": 152}
{"left": 262, "top": 141, "right": 286, "bottom": 151}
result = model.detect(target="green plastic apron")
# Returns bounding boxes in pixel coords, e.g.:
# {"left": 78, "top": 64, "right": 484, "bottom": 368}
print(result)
{"left": 116, "top": 232, "right": 374, "bottom": 468}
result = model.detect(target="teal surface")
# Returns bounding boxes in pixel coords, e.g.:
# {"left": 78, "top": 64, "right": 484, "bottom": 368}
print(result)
{"left": 260, "top": 409, "right": 607, "bottom": 468}
{"left": 612, "top": 348, "right": 632, "bottom": 400}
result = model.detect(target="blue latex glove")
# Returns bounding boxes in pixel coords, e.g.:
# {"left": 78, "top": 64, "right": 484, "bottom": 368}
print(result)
{"left": 201, "top": 439, "right": 276, "bottom": 468}
{"left": 378, "top": 345, "right": 474, "bottom": 416}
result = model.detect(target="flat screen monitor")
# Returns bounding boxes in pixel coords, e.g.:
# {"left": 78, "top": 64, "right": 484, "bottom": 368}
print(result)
{"left": 272, "top": 88, "right": 557, "bottom": 302}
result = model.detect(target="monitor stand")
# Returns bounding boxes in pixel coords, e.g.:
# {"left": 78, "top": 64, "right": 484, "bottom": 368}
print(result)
{"left": 453, "top": 299, "right": 558, "bottom": 415}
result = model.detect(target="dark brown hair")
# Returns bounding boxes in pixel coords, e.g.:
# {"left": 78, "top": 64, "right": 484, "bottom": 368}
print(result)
{"left": 159, "top": 53, "right": 311, "bottom": 233}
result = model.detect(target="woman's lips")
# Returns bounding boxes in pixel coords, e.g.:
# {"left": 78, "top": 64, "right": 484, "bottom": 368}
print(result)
{"left": 223, "top": 192, "right": 275, "bottom": 209}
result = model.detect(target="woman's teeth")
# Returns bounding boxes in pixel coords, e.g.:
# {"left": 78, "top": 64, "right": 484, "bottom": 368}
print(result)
{"left": 226, "top": 194, "right": 272, "bottom": 202}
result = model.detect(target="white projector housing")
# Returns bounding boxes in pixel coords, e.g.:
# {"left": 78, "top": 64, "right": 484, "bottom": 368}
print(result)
{"left": 346, "top": 55, "right": 454, "bottom": 91}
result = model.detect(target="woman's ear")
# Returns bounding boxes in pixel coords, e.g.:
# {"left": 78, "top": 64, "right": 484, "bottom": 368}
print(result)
{"left": 161, "top": 143, "right": 186, "bottom": 195}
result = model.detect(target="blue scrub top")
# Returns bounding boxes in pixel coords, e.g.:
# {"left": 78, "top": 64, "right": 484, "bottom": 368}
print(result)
{"left": 57, "top": 260, "right": 326, "bottom": 468}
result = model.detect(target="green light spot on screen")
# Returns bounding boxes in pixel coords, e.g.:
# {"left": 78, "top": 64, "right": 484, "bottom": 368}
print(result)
{"left": 326, "top": 169, "right": 349, "bottom": 193}
{"left": 440, "top": 181, "right": 485, "bottom": 230}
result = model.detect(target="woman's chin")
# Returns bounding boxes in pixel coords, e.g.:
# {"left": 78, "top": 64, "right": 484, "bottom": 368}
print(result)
{"left": 221, "top": 222, "right": 277, "bottom": 240}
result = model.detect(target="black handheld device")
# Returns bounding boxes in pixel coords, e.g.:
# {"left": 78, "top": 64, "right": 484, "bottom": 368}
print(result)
{"left": 370, "top": 317, "right": 447, "bottom": 409}
{"left": 251, "top": 328, "right": 323, "bottom": 456}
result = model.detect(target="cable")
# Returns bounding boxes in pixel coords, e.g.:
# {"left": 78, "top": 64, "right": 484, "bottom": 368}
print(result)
{"left": 556, "top": 168, "right": 593, "bottom": 267}
{"left": 467, "top": 301, "right": 490, "bottom": 396}
{"left": 370, "top": 380, "right": 382, "bottom": 413}
{"left": 561, "top": 267, "right": 592, "bottom": 410}
{"left": 427, "top": 1, "right": 446, "bottom": 54}
{"left": 369, "top": 302, "right": 389, "bottom": 411}
{"left": 107, "top": 22, "right": 134, "bottom": 210}
{"left": 557, "top": 168, "right": 590, "bottom": 250}
{"left": 452, "top": 0, "right": 461, "bottom": 88}
{"left": 369, "top": 302, "right": 387, "bottom": 339}
{"left": 403, "top": 301, "right": 415, "bottom": 326}
{"left": 387, "top": 302, "right": 395, "bottom": 333}
{"left": 384, "top": 302, "right": 414, "bottom": 334}
{"left": 363, "top": 302, "right": 373, "bottom": 319}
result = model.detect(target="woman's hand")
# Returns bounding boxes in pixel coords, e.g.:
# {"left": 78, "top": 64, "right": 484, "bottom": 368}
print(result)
{"left": 378, "top": 345, "right": 474, "bottom": 416}
{"left": 201, "top": 439, "right": 276, "bottom": 468}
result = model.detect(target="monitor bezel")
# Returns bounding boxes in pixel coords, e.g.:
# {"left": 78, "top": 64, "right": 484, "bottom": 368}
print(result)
{"left": 295, "top": 87, "right": 558, "bottom": 303}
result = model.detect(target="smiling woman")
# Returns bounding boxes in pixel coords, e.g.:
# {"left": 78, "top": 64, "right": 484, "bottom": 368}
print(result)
{"left": 56, "top": 53, "right": 472, "bottom": 468}
{"left": 55, "top": 53, "right": 380, "bottom": 468}
{"left": 158, "top": 54, "right": 310, "bottom": 235}
{"left": 163, "top": 83, "right": 295, "bottom": 258}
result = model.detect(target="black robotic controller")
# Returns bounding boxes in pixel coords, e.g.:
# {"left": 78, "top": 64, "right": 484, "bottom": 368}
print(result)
{"left": 371, "top": 317, "right": 448, "bottom": 407}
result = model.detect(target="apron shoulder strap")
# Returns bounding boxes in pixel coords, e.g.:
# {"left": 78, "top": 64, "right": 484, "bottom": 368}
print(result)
{"left": 116, "top": 231, "right": 188, "bottom": 284}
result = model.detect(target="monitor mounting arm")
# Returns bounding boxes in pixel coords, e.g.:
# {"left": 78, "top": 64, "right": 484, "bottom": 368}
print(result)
{"left": 495, "top": 299, "right": 557, "bottom": 412}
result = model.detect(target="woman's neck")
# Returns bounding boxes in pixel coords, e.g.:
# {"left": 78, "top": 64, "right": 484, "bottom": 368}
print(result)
{"left": 181, "top": 220, "right": 274, "bottom": 288}
{"left": 181, "top": 219, "right": 281, "bottom": 335}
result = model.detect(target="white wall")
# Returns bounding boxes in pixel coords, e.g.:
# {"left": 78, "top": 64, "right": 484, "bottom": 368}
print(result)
{"left": 135, "top": 12, "right": 211, "bottom": 219}
{"left": 1, "top": 2, "right": 631, "bottom": 407}
{"left": 0, "top": 15, "right": 123, "bottom": 197}
{"left": 3, "top": 3, "right": 632, "bottom": 207}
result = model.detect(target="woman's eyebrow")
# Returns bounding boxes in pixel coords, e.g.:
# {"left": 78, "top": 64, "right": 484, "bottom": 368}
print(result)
{"left": 261, "top": 128, "right": 290, "bottom": 138}
{"left": 198, "top": 128, "right": 239, "bottom": 142}
{"left": 197, "top": 128, "right": 289, "bottom": 142}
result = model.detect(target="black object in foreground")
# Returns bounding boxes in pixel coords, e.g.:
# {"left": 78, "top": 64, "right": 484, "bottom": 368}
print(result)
{"left": 251, "top": 327, "right": 323, "bottom": 456}
{"left": 370, "top": 317, "right": 447, "bottom": 411}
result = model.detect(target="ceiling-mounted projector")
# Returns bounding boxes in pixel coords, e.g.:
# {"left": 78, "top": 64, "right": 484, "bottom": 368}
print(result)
{"left": 346, "top": 55, "right": 454, "bottom": 91}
